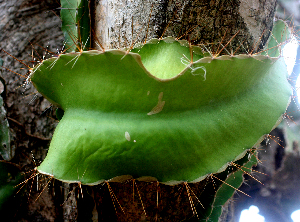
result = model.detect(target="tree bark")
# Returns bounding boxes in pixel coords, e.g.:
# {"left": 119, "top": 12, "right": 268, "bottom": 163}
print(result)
{"left": 0, "top": 1, "right": 67, "bottom": 221}
{"left": 92, "top": 0, "right": 276, "bottom": 54}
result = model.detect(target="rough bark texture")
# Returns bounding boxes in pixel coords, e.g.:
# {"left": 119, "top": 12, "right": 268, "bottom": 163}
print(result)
{"left": 0, "top": 0, "right": 68, "bottom": 221}
{"left": 92, "top": 0, "right": 276, "bottom": 54}
{"left": 1, "top": 0, "right": 298, "bottom": 222}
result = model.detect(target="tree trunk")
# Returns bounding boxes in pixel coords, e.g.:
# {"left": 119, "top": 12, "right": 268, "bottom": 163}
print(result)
{"left": 92, "top": 0, "right": 276, "bottom": 53}
{"left": 0, "top": 0, "right": 283, "bottom": 221}
{"left": 0, "top": 1, "right": 67, "bottom": 221}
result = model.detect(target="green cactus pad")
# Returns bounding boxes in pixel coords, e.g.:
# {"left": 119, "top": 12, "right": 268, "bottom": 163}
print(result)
{"left": 0, "top": 73, "right": 11, "bottom": 160}
{"left": 205, "top": 152, "right": 257, "bottom": 221}
{"left": 60, "top": 0, "right": 90, "bottom": 52}
{"left": 30, "top": 37, "right": 291, "bottom": 185}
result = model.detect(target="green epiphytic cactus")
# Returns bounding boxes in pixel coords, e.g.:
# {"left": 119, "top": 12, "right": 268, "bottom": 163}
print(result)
{"left": 29, "top": 20, "right": 291, "bottom": 186}
{"left": 206, "top": 152, "right": 258, "bottom": 221}
{"left": 0, "top": 96, "right": 11, "bottom": 161}
{"left": 0, "top": 59, "right": 11, "bottom": 161}
{"left": 60, "top": 0, "right": 90, "bottom": 52}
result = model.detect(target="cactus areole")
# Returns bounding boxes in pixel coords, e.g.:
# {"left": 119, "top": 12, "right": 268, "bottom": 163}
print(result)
{"left": 30, "top": 33, "right": 291, "bottom": 185}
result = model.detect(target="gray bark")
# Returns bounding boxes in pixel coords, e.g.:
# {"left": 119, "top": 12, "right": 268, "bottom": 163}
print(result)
{"left": 92, "top": 0, "right": 276, "bottom": 54}
{"left": 0, "top": 0, "right": 66, "bottom": 221}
